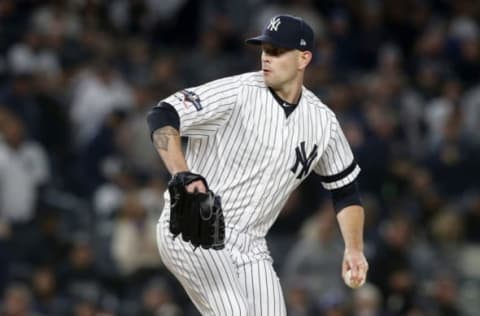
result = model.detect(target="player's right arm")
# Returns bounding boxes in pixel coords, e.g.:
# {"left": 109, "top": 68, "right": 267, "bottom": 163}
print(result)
{"left": 147, "top": 75, "right": 241, "bottom": 192}
{"left": 151, "top": 125, "right": 206, "bottom": 192}
{"left": 151, "top": 124, "right": 186, "bottom": 174}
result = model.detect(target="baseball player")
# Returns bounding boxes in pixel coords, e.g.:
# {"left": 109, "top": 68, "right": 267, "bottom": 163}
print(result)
{"left": 147, "top": 15, "right": 368, "bottom": 315}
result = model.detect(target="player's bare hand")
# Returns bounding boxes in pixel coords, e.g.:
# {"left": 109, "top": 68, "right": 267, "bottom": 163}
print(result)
{"left": 342, "top": 248, "right": 368, "bottom": 288}
{"left": 186, "top": 179, "right": 207, "bottom": 193}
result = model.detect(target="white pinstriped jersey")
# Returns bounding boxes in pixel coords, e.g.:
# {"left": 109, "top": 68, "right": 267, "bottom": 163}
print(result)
{"left": 160, "top": 71, "right": 360, "bottom": 238}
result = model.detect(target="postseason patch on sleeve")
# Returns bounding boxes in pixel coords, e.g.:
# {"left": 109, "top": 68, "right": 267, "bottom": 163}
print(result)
{"left": 177, "top": 90, "right": 202, "bottom": 111}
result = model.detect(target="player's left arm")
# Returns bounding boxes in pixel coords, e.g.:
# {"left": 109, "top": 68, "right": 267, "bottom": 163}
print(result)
{"left": 314, "top": 115, "right": 368, "bottom": 287}
{"left": 337, "top": 204, "right": 368, "bottom": 288}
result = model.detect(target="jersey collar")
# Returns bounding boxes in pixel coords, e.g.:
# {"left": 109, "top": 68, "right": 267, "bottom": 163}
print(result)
{"left": 268, "top": 87, "right": 302, "bottom": 118}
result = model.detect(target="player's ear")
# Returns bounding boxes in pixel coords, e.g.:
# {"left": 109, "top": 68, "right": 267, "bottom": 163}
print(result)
{"left": 298, "top": 50, "right": 312, "bottom": 70}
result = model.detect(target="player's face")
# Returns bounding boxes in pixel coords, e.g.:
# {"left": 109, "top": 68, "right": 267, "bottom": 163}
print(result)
{"left": 261, "top": 44, "right": 307, "bottom": 89}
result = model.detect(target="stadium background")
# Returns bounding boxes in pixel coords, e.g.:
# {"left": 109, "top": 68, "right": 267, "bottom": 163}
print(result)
{"left": 0, "top": 0, "right": 479, "bottom": 315}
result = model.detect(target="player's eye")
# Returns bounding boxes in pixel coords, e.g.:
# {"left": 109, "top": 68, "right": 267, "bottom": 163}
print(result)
{"left": 263, "top": 47, "right": 289, "bottom": 56}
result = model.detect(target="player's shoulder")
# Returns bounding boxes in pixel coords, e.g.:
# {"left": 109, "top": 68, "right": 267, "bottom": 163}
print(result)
{"left": 302, "top": 87, "right": 336, "bottom": 121}
{"left": 199, "top": 72, "right": 263, "bottom": 90}
{"left": 217, "top": 71, "right": 265, "bottom": 88}
{"left": 240, "top": 71, "right": 266, "bottom": 87}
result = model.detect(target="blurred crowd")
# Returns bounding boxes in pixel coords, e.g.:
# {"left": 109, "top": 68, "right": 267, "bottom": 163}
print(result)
{"left": 0, "top": 0, "right": 479, "bottom": 315}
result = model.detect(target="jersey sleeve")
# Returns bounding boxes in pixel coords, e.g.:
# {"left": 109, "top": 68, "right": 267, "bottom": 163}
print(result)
{"left": 159, "top": 75, "right": 240, "bottom": 138}
{"left": 313, "top": 117, "right": 361, "bottom": 190}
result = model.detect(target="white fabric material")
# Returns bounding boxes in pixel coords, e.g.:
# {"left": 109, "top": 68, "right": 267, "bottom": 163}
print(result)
{"left": 157, "top": 209, "right": 287, "bottom": 316}
{"left": 70, "top": 71, "right": 132, "bottom": 146}
{"left": 160, "top": 71, "right": 359, "bottom": 237}
{"left": 0, "top": 141, "right": 49, "bottom": 222}
{"left": 155, "top": 71, "right": 359, "bottom": 314}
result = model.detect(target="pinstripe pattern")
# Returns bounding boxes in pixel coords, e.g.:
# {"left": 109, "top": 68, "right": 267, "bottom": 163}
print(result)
{"left": 239, "top": 259, "right": 287, "bottom": 316}
{"left": 158, "top": 211, "right": 250, "bottom": 315}
{"left": 154, "top": 71, "right": 360, "bottom": 314}
{"left": 313, "top": 117, "right": 361, "bottom": 190}
{"left": 157, "top": 208, "right": 286, "bottom": 315}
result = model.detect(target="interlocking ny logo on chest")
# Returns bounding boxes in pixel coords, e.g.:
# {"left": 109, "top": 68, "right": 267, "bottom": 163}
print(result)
{"left": 291, "top": 141, "right": 318, "bottom": 179}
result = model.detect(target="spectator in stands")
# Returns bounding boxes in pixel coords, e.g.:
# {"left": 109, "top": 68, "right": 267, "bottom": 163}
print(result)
{"left": 0, "top": 110, "right": 50, "bottom": 225}
{"left": 0, "top": 282, "right": 38, "bottom": 316}
{"left": 283, "top": 203, "right": 346, "bottom": 302}
{"left": 369, "top": 214, "right": 418, "bottom": 315}
{"left": 134, "top": 278, "right": 182, "bottom": 316}
{"left": 351, "top": 282, "right": 385, "bottom": 316}
{"left": 111, "top": 191, "right": 162, "bottom": 281}
{"left": 69, "top": 59, "right": 132, "bottom": 147}
{"left": 31, "top": 265, "right": 68, "bottom": 316}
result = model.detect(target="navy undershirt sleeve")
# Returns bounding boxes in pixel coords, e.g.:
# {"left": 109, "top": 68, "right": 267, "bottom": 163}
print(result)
{"left": 146, "top": 102, "right": 180, "bottom": 139}
{"left": 330, "top": 180, "right": 362, "bottom": 213}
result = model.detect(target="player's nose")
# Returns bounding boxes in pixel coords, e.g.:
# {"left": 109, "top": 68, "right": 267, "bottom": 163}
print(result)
{"left": 261, "top": 52, "right": 271, "bottom": 63}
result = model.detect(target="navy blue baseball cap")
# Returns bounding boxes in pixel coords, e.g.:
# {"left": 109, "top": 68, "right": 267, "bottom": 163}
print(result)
{"left": 246, "top": 15, "right": 314, "bottom": 52}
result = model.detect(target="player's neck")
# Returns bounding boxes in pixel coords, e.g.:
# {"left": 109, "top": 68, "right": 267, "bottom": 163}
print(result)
{"left": 274, "top": 77, "right": 303, "bottom": 104}
{"left": 273, "top": 76, "right": 303, "bottom": 104}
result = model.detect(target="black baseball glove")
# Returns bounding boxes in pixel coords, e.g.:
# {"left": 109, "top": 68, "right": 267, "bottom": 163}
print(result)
{"left": 168, "top": 172, "right": 225, "bottom": 250}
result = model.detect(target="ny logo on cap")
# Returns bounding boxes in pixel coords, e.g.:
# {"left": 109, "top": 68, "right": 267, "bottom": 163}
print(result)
{"left": 300, "top": 39, "right": 307, "bottom": 46}
{"left": 267, "top": 17, "right": 281, "bottom": 32}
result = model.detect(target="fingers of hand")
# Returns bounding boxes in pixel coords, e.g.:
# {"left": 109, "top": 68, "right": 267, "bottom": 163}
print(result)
{"left": 342, "top": 260, "right": 349, "bottom": 275}
{"left": 186, "top": 180, "right": 207, "bottom": 193}
{"left": 344, "top": 256, "right": 368, "bottom": 288}
{"left": 344, "top": 269, "right": 365, "bottom": 288}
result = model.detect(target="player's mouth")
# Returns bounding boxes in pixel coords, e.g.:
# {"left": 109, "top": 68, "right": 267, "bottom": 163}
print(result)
{"left": 262, "top": 69, "right": 271, "bottom": 75}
